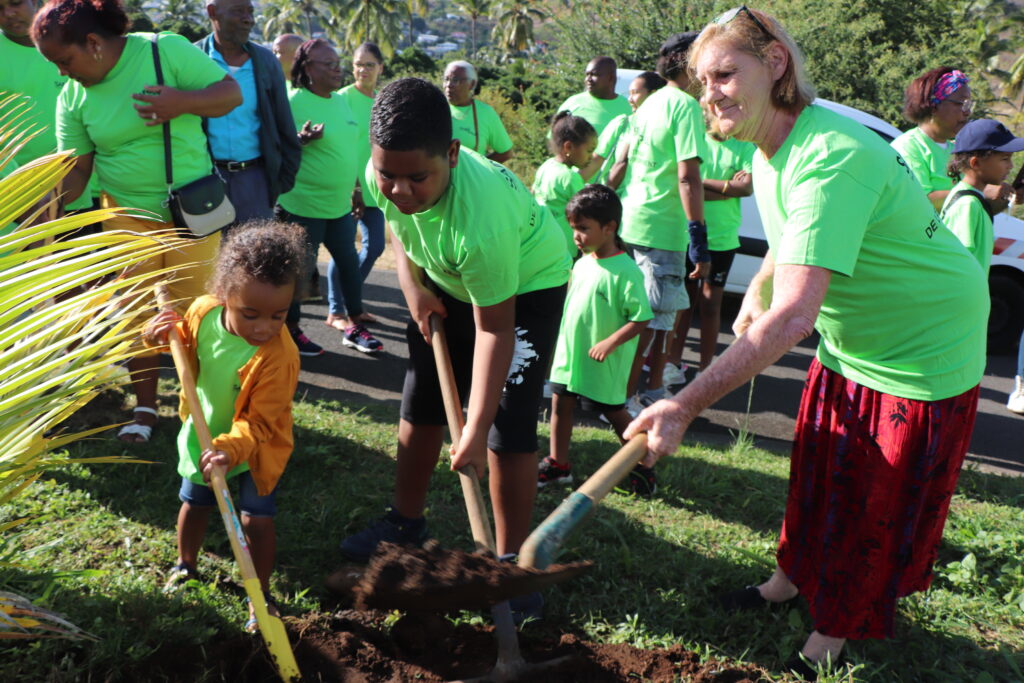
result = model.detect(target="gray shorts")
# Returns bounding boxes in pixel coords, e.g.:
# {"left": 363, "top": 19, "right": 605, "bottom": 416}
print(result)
{"left": 629, "top": 244, "right": 689, "bottom": 331}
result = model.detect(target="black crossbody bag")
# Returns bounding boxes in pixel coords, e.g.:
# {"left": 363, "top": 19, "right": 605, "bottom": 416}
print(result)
{"left": 150, "top": 36, "right": 235, "bottom": 237}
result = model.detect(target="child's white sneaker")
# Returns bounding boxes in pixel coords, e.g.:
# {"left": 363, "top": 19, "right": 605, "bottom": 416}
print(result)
{"left": 662, "top": 362, "right": 687, "bottom": 388}
{"left": 1008, "top": 376, "right": 1024, "bottom": 415}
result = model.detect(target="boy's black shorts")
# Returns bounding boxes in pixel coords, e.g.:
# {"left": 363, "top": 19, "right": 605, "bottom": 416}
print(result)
{"left": 401, "top": 284, "right": 567, "bottom": 454}
{"left": 547, "top": 382, "right": 625, "bottom": 414}
{"left": 685, "top": 248, "right": 738, "bottom": 288}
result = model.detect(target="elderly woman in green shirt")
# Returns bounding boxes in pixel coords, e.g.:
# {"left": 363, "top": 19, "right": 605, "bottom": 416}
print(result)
{"left": 443, "top": 59, "right": 513, "bottom": 163}
{"left": 627, "top": 8, "right": 988, "bottom": 678}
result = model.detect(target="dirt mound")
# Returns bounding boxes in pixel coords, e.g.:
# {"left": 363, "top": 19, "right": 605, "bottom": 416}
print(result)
{"left": 190, "top": 610, "right": 769, "bottom": 682}
{"left": 346, "top": 541, "right": 591, "bottom": 611}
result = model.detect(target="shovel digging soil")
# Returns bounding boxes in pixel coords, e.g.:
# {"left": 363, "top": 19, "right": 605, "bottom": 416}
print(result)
{"left": 341, "top": 541, "right": 590, "bottom": 612}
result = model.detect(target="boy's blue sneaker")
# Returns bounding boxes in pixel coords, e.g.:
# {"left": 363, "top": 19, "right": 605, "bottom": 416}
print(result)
{"left": 340, "top": 507, "right": 428, "bottom": 563}
{"left": 498, "top": 553, "right": 544, "bottom": 625}
{"left": 509, "top": 590, "right": 544, "bottom": 626}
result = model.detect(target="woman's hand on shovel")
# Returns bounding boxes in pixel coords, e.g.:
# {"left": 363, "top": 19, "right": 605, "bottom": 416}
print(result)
{"left": 623, "top": 397, "right": 695, "bottom": 467}
{"left": 199, "top": 449, "right": 231, "bottom": 483}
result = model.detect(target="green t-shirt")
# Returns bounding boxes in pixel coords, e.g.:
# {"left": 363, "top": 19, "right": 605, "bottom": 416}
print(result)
{"left": 177, "top": 306, "right": 257, "bottom": 485}
{"left": 940, "top": 180, "right": 993, "bottom": 273}
{"left": 549, "top": 252, "right": 652, "bottom": 405}
{"left": 754, "top": 104, "right": 987, "bottom": 401}
{"left": 890, "top": 126, "right": 953, "bottom": 197}
{"left": 449, "top": 99, "right": 513, "bottom": 156}
{"left": 1, "top": 32, "right": 67, "bottom": 165}
{"left": 555, "top": 91, "right": 632, "bottom": 137}
{"left": 365, "top": 148, "right": 571, "bottom": 306}
{"left": 278, "top": 87, "right": 361, "bottom": 218}
{"left": 56, "top": 32, "right": 225, "bottom": 220}
{"left": 0, "top": 32, "right": 94, "bottom": 211}
{"left": 620, "top": 87, "right": 707, "bottom": 251}
{"left": 593, "top": 113, "right": 630, "bottom": 186}
{"left": 338, "top": 84, "right": 378, "bottom": 209}
{"left": 531, "top": 157, "right": 584, "bottom": 256}
{"left": 703, "top": 134, "right": 755, "bottom": 251}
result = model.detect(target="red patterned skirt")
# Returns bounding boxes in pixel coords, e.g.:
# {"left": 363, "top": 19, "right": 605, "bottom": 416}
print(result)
{"left": 777, "top": 358, "right": 979, "bottom": 639}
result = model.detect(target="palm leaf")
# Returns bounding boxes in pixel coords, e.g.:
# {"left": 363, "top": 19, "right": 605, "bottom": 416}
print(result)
{"left": 0, "top": 110, "right": 188, "bottom": 640}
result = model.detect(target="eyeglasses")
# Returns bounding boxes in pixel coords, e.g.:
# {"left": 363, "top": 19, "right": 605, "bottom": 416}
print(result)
{"left": 946, "top": 97, "right": 974, "bottom": 114}
{"left": 715, "top": 5, "right": 774, "bottom": 40}
{"left": 354, "top": 61, "right": 381, "bottom": 69}
{"left": 444, "top": 76, "right": 470, "bottom": 84}
{"left": 310, "top": 60, "right": 341, "bottom": 71}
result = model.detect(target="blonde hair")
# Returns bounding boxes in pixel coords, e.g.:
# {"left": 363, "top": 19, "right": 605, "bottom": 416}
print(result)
{"left": 689, "top": 7, "right": 815, "bottom": 115}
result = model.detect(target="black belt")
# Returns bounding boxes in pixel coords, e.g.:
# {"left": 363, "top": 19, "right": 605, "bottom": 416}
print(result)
{"left": 214, "top": 158, "right": 263, "bottom": 172}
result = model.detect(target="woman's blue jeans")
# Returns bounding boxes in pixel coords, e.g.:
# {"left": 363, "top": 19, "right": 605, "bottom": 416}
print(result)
{"left": 278, "top": 209, "right": 363, "bottom": 325}
{"left": 328, "top": 207, "right": 385, "bottom": 317}
{"left": 1018, "top": 328, "right": 1024, "bottom": 377}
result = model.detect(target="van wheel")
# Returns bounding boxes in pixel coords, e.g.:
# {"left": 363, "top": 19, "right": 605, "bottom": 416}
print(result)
{"left": 988, "top": 270, "right": 1024, "bottom": 353}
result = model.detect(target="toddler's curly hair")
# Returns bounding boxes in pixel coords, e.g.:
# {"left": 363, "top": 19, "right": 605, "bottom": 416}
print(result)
{"left": 209, "top": 220, "right": 307, "bottom": 300}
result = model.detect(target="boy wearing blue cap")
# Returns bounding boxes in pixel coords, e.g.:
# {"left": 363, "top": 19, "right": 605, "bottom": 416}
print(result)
{"left": 941, "top": 119, "right": 1024, "bottom": 272}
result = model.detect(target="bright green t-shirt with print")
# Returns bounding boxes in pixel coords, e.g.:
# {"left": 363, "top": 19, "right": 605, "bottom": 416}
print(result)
{"left": 0, "top": 32, "right": 94, "bottom": 211}
{"left": 940, "top": 180, "right": 993, "bottom": 273}
{"left": 555, "top": 91, "right": 632, "bottom": 137}
{"left": 593, "top": 113, "right": 631, "bottom": 186}
{"left": 56, "top": 32, "right": 225, "bottom": 220}
{"left": 531, "top": 157, "right": 584, "bottom": 256}
{"left": 339, "top": 84, "right": 378, "bottom": 209}
{"left": 890, "top": 126, "right": 953, "bottom": 197}
{"left": 754, "top": 104, "right": 987, "bottom": 401}
{"left": 620, "top": 87, "right": 707, "bottom": 251}
{"left": 278, "top": 87, "right": 361, "bottom": 218}
{"left": 449, "top": 99, "right": 513, "bottom": 156}
{"left": 365, "top": 148, "right": 571, "bottom": 306}
{"left": 549, "top": 252, "right": 652, "bottom": 405}
{"left": 177, "top": 306, "right": 256, "bottom": 485}
{"left": 703, "top": 134, "right": 755, "bottom": 251}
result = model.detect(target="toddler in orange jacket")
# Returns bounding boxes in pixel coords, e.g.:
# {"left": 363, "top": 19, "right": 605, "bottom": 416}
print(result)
{"left": 144, "top": 221, "right": 305, "bottom": 632}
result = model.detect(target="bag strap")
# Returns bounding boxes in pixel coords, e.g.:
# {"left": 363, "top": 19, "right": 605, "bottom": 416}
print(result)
{"left": 941, "top": 188, "right": 996, "bottom": 221}
{"left": 471, "top": 99, "right": 479, "bottom": 153}
{"left": 150, "top": 35, "right": 173, "bottom": 189}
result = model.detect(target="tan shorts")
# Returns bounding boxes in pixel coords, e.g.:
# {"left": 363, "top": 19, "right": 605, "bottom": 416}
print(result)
{"left": 101, "top": 193, "right": 220, "bottom": 355}
{"left": 101, "top": 192, "right": 220, "bottom": 312}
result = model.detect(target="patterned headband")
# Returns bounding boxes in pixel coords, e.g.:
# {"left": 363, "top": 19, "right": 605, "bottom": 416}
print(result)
{"left": 931, "top": 70, "right": 969, "bottom": 106}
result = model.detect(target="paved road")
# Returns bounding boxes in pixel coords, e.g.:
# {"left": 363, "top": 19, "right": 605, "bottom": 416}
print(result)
{"left": 299, "top": 264, "right": 1024, "bottom": 475}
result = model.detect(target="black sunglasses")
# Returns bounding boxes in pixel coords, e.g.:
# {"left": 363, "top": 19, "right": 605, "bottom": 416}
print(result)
{"left": 714, "top": 5, "right": 774, "bottom": 40}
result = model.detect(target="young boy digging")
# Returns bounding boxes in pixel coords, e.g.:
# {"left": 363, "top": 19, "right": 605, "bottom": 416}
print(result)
{"left": 340, "top": 78, "right": 571, "bottom": 622}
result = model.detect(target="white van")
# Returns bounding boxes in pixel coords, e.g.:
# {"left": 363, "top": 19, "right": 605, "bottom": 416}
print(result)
{"left": 613, "top": 69, "right": 1024, "bottom": 350}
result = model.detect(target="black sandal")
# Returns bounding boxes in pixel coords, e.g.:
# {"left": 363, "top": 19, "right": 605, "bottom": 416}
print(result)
{"left": 717, "top": 585, "right": 798, "bottom": 611}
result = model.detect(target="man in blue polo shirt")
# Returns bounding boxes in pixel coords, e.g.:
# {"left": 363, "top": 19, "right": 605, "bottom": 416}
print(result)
{"left": 197, "top": 0, "right": 301, "bottom": 226}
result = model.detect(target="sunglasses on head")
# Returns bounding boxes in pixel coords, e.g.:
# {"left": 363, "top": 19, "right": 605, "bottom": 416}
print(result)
{"left": 714, "top": 5, "right": 774, "bottom": 40}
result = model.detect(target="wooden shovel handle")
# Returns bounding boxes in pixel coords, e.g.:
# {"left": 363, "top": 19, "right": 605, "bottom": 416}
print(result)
{"left": 428, "top": 313, "right": 497, "bottom": 556}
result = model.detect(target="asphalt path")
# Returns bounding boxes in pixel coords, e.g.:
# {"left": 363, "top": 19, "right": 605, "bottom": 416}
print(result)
{"left": 298, "top": 264, "right": 1024, "bottom": 476}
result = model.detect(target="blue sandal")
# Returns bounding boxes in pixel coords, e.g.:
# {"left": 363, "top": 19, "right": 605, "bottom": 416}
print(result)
{"left": 244, "top": 592, "right": 280, "bottom": 633}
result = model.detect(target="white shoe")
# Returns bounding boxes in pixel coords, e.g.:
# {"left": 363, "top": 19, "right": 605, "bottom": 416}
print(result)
{"left": 626, "top": 393, "right": 658, "bottom": 418}
{"left": 626, "top": 394, "right": 645, "bottom": 418}
{"left": 662, "top": 363, "right": 686, "bottom": 387}
{"left": 1008, "top": 376, "right": 1024, "bottom": 415}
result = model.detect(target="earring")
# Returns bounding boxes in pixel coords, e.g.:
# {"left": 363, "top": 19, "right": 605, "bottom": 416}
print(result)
{"left": 94, "top": 50, "right": 102, "bottom": 62}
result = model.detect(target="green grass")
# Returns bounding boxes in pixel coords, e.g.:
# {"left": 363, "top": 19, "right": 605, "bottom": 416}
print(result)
{"left": 1, "top": 387, "right": 1022, "bottom": 682}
